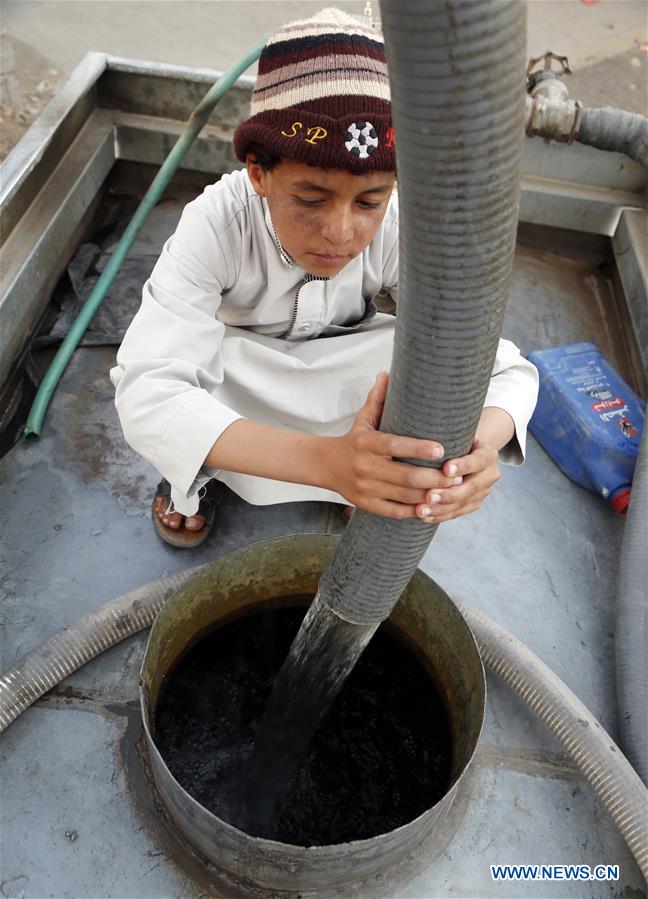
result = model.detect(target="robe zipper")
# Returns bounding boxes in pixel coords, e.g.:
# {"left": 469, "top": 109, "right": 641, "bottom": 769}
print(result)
{"left": 280, "top": 274, "right": 328, "bottom": 340}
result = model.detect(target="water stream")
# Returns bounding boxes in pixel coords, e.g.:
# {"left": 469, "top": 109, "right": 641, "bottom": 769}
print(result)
{"left": 241, "top": 595, "right": 377, "bottom": 832}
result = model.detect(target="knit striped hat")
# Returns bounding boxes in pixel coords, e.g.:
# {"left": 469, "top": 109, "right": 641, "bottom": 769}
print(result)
{"left": 233, "top": 8, "right": 394, "bottom": 172}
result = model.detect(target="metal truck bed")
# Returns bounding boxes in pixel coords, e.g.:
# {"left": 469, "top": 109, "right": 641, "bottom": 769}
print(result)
{"left": 0, "top": 53, "right": 646, "bottom": 899}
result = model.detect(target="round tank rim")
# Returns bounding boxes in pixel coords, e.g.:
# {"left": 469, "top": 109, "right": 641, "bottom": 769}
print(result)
{"left": 138, "top": 532, "right": 486, "bottom": 880}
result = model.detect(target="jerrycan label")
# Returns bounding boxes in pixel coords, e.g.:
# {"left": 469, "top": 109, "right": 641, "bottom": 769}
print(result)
{"left": 565, "top": 363, "right": 641, "bottom": 438}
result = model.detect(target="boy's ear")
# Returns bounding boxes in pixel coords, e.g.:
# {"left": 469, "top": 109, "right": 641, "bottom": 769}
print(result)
{"left": 246, "top": 155, "right": 268, "bottom": 197}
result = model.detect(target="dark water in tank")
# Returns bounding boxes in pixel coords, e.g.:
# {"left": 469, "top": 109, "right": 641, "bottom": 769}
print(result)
{"left": 153, "top": 601, "right": 453, "bottom": 846}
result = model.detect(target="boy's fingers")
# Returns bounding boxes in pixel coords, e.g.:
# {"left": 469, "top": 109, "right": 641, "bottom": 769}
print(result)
{"left": 370, "top": 371, "right": 389, "bottom": 398}
{"left": 443, "top": 445, "right": 496, "bottom": 477}
{"left": 421, "top": 484, "right": 490, "bottom": 514}
{"left": 426, "top": 471, "right": 494, "bottom": 506}
{"left": 370, "top": 499, "right": 428, "bottom": 521}
{"left": 378, "top": 461, "right": 458, "bottom": 491}
{"left": 370, "top": 431, "right": 445, "bottom": 461}
{"left": 360, "top": 372, "right": 389, "bottom": 428}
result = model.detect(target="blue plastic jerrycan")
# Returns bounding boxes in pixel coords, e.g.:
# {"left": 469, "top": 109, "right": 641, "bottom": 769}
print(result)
{"left": 528, "top": 343, "right": 645, "bottom": 513}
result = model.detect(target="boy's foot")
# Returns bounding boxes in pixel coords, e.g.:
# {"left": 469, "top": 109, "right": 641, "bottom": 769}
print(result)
{"left": 153, "top": 494, "right": 206, "bottom": 532}
{"left": 151, "top": 478, "right": 216, "bottom": 548}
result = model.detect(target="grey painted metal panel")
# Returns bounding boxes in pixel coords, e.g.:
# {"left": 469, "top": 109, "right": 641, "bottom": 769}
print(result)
{"left": 0, "top": 112, "right": 115, "bottom": 388}
{"left": 613, "top": 210, "right": 648, "bottom": 383}
{"left": 521, "top": 133, "right": 646, "bottom": 195}
{"left": 520, "top": 173, "right": 644, "bottom": 237}
{"left": 0, "top": 51, "right": 106, "bottom": 240}
{"left": 112, "top": 114, "right": 241, "bottom": 175}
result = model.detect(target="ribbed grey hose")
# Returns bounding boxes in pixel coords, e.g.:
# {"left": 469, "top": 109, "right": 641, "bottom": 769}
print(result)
{"left": 616, "top": 424, "right": 648, "bottom": 785}
{"left": 578, "top": 107, "right": 648, "bottom": 169}
{"left": 238, "top": 1, "right": 529, "bottom": 828}
{"left": 0, "top": 566, "right": 202, "bottom": 731}
{"left": 459, "top": 601, "right": 648, "bottom": 878}
{"left": 1, "top": 568, "right": 646, "bottom": 876}
{"left": 238, "top": 3, "right": 529, "bottom": 826}
{"left": 316, "top": 0, "right": 527, "bottom": 629}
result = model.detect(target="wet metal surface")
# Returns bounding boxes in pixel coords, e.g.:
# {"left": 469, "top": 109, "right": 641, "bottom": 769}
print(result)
{"left": 0, "top": 183, "right": 646, "bottom": 895}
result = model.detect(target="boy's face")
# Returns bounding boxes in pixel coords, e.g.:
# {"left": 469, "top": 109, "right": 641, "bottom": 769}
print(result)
{"left": 246, "top": 157, "right": 395, "bottom": 278}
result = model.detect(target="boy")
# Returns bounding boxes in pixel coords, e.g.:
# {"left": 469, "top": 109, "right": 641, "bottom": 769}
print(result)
{"left": 109, "top": 8, "right": 538, "bottom": 548}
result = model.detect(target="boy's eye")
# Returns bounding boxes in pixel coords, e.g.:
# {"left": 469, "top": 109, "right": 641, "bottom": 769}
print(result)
{"left": 295, "top": 196, "right": 323, "bottom": 206}
{"left": 294, "top": 196, "right": 381, "bottom": 209}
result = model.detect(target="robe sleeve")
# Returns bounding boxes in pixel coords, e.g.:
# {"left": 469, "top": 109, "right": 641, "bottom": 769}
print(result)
{"left": 109, "top": 204, "right": 244, "bottom": 516}
{"left": 378, "top": 196, "right": 538, "bottom": 465}
{"left": 482, "top": 339, "right": 539, "bottom": 465}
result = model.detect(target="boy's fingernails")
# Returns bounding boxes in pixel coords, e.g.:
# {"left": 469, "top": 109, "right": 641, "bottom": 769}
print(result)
{"left": 430, "top": 493, "right": 441, "bottom": 504}
{"left": 448, "top": 463, "right": 458, "bottom": 475}
{"left": 453, "top": 476, "right": 463, "bottom": 486}
{"left": 432, "top": 445, "right": 443, "bottom": 459}
{"left": 420, "top": 505, "right": 431, "bottom": 517}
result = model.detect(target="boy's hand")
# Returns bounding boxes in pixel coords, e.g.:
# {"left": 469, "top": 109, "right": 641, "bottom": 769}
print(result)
{"left": 325, "top": 371, "right": 502, "bottom": 523}
{"left": 416, "top": 438, "right": 500, "bottom": 524}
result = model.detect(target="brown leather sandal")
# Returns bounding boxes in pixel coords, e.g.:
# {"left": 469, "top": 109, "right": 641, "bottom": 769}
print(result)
{"left": 151, "top": 477, "right": 217, "bottom": 548}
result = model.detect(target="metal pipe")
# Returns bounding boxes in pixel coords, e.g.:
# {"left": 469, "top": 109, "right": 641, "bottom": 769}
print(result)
{"left": 524, "top": 92, "right": 648, "bottom": 168}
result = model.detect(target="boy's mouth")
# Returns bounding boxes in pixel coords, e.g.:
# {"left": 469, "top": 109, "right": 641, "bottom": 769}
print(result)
{"left": 311, "top": 253, "right": 349, "bottom": 267}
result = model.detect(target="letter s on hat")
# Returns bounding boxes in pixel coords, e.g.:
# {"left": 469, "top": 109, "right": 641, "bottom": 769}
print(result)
{"left": 281, "top": 121, "right": 303, "bottom": 138}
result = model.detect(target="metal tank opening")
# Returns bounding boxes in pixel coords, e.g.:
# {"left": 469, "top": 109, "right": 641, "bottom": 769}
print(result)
{"left": 139, "top": 534, "right": 486, "bottom": 893}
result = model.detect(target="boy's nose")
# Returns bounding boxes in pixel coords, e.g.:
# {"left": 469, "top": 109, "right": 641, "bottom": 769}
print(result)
{"left": 321, "top": 208, "right": 354, "bottom": 248}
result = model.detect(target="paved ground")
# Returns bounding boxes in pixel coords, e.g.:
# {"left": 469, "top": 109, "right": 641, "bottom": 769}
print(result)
{"left": 1, "top": 0, "right": 646, "bottom": 161}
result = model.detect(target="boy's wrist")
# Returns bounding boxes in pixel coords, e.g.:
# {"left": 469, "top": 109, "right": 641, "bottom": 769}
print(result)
{"left": 475, "top": 406, "right": 515, "bottom": 452}
{"left": 306, "top": 434, "right": 339, "bottom": 492}
{"left": 204, "top": 420, "right": 340, "bottom": 492}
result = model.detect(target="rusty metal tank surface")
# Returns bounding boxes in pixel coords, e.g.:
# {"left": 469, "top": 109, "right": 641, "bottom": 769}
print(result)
{"left": 139, "top": 534, "right": 486, "bottom": 893}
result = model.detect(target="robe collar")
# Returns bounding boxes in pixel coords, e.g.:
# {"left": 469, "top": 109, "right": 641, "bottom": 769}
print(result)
{"left": 263, "top": 200, "right": 294, "bottom": 268}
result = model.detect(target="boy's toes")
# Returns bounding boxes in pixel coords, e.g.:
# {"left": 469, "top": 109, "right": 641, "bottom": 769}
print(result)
{"left": 185, "top": 515, "right": 205, "bottom": 531}
{"left": 153, "top": 491, "right": 205, "bottom": 531}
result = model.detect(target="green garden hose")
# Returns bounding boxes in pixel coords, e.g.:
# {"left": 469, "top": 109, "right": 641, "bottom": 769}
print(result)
{"left": 23, "top": 36, "right": 266, "bottom": 441}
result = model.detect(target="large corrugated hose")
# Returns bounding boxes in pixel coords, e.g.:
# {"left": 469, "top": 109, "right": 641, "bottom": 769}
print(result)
{"left": 0, "top": 567, "right": 202, "bottom": 730}
{"left": 1, "top": 567, "right": 646, "bottom": 876}
{"left": 318, "top": 0, "right": 526, "bottom": 628}
{"left": 238, "top": 1, "right": 529, "bottom": 828}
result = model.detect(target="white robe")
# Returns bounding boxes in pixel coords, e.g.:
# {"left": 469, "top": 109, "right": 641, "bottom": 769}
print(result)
{"left": 109, "top": 169, "right": 539, "bottom": 517}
